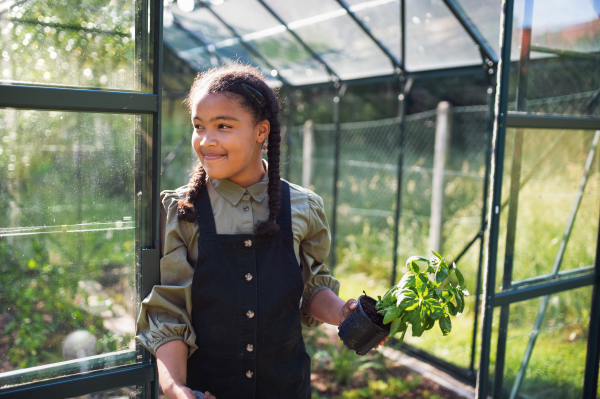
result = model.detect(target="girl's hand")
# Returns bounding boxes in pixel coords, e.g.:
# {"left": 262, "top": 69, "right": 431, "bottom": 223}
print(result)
{"left": 340, "top": 298, "right": 390, "bottom": 349}
{"left": 339, "top": 298, "right": 358, "bottom": 325}
{"left": 191, "top": 391, "right": 216, "bottom": 399}
{"left": 166, "top": 384, "right": 196, "bottom": 399}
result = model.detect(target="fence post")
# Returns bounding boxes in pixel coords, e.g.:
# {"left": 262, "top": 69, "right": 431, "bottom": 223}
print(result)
{"left": 302, "top": 120, "right": 313, "bottom": 188}
{"left": 429, "top": 101, "right": 453, "bottom": 253}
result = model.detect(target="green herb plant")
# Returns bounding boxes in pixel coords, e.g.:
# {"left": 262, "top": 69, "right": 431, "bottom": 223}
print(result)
{"left": 375, "top": 251, "right": 469, "bottom": 342}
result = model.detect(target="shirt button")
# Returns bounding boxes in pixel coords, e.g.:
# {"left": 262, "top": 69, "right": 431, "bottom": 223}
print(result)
{"left": 246, "top": 310, "right": 254, "bottom": 318}
{"left": 246, "top": 344, "right": 254, "bottom": 352}
{"left": 245, "top": 273, "right": 253, "bottom": 281}
{"left": 246, "top": 370, "right": 253, "bottom": 378}
{"left": 243, "top": 206, "right": 250, "bottom": 212}
{"left": 244, "top": 239, "right": 252, "bottom": 247}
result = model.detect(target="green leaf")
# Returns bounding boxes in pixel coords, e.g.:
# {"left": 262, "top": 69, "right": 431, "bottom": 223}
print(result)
{"left": 411, "top": 312, "right": 424, "bottom": 337}
{"left": 403, "top": 300, "right": 419, "bottom": 311}
{"left": 415, "top": 274, "right": 423, "bottom": 292}
{"left": 4, "top": 321, "right": 16, "bottom": 335}
{"left": 454, "top": 267, "right": 465, "bottom": 288}
{"left": 383, "top": 306, "right": 401, "bottom": 325}
{"left": 456, "top": 291, "right": 465, "bottom": 313}
{"left": 423, "top": 315, "right": 435, "bottom": 331}
{"left": 439, "top": 315, "right": 452, "bottom": 335}
{"left": 405, "top": 256, "right": 429, "bottom": 273}
{"left": 447, "top": 302, "right": 458, "bottom": 316}
{"left": 396, "top": 291, "right": 416, "bottom": 306}
{"left": 398, "top": 272, "right": 416, "bottom": 289}
{"left": 420, "top": 283, "right": 429, "bottom": 297}
{"left": 389, "top": 318, "right": 407, "bottom": 337}
{"left": 427, "top": 299, "right": 444, "bottom": 320}
{"left": 456, "top": 290, "right": 465, "bottom": 314}
{"left": 435, "top": 266, "right": 448, "bottom": 284}
{"left": 441, "top": 290, "right": 453, "bottom": 302}
{"left": 389, "top": 318, "right": 401, "bottom": 336}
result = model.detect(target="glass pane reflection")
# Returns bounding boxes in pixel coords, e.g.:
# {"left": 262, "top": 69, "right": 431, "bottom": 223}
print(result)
{"left": 0, "top": 110, "right": 139, "bottom": 386}
{"left": 406, "top": 0, "right": 482, "bottom": 71}
{"left": 495, "top": 128, "right": 600, "bottom": 291}
{"left": 344, "top": 0, "right": 402, "bottom": 64}
{"left": 208, "top": 0, "right": 329, "bottom": 85}
{"left": 263, "top": 0, "right": 394, "bottom": 80}
{"left": 455, "top": 0, "right": 502, "bottom": 59}
{"left": 508, "top": 0, "right": 600, "bottom": 116}
{"left": 0, "top": 0, "right": 139, "bottom": 90}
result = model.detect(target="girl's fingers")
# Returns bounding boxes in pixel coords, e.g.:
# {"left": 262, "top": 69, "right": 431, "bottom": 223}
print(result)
{"left": 340, "top": 298, "right": 357, "bottom": 323}
{"left": 204, "top": 392, "right": 216, "bottom": 399}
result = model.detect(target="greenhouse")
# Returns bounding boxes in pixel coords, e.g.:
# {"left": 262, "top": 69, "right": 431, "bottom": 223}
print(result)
{"left": 0, "top": 0, "right": 599, "bottom": 398}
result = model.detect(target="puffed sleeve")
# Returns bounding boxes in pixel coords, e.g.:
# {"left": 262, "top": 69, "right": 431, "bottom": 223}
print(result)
{"left": 135, "top": 189, "right": 198, "bottom": 357}
{"left": 299, "top": 192, "right": 340, "bottom": 327}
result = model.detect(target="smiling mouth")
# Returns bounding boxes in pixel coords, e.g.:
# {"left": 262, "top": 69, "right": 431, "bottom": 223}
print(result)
{"left": 203, "top": 153, "right": 226, "bottom": 160}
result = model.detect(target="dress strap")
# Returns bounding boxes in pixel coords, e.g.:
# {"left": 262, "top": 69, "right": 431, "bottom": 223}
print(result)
{"left": 276, "top": 179, "right": 292, "bottom": 232}
{"left": 193, "top": 184, "right": 217, "bottom": 236}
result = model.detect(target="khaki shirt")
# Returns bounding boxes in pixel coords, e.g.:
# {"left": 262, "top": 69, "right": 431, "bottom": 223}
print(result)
{"left": 135, "top": 165, "right": 339, "bottom": 357}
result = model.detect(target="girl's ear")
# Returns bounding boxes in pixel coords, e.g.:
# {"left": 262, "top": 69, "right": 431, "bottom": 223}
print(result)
{"left": 256, "top": 119, "right": 270, "bottom": 144}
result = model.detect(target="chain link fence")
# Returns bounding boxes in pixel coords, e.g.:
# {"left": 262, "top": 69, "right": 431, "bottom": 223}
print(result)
{"left": 282, "top": 105, "right": 490, "bottom": 286}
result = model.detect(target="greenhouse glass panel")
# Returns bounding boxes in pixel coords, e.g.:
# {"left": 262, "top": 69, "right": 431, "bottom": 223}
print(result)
{"left": 494, "top": 286, "right": 592, "bottom": 398}
{"left": 495, "top": 128, "right": 600, "bottom": 292}
{"left": 171, "top": 4, "right": 234, "bottom": 45}
{"left": 169, "top": 4, "right": 283, "bottom": 84}
{"left": 343, "top": 0, "right": 402, "bottom": 64}
{"left": 0, "top": 0, "right": 140, "bottom": 91}
{"left": 405, "top": 0, "right": 482, "bottom": 71}
{"left": 454, "top": 0, "right": 502, "bottom": 58}
{"left": 262, "top": 0, "right": 395, "bottom": 80}
{"left": 0, "top": 109, "right": 140, "bottom": 387}
{"left": 163, "top": 24, "right": 209, "bottom": 55}
{"left": 507, "top": 0, "right": 600, "bottom": 117}
{"left": 263, "top": 0, "right": 342, "bottom": 22}
{"left": 207, "top": 0, "right": 329, "bottom": 85}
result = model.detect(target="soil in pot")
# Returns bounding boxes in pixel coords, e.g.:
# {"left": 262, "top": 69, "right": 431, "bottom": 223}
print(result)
{"left": 360, "top": 296, "right": 390, "bottom": 332}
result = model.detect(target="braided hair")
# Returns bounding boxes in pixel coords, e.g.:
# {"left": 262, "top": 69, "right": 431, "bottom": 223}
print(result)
{"left": 177, "top": 64, "right": 282, "bottom": 235}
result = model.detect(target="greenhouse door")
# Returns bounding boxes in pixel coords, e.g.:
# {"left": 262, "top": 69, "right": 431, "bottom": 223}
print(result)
{"left": 0, "top": 0, "right": 163, "bottom": 398}
{"left": 477, "top": 0, "right": 600, "bottom": 398}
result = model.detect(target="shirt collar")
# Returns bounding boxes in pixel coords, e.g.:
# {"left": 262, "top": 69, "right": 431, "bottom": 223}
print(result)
{"left": 210, "top": 160, "right": 269, "bottom": 207}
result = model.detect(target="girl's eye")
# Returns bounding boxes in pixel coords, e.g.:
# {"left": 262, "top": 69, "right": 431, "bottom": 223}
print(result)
{"left": 194, "top": 124, "right": 203, "bottom": 130}
{"left": 218, "top": 124, "right": 231, "bottom": 129}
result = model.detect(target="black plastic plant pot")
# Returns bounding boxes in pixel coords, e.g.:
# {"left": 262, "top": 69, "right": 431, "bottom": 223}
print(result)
{"left": 338, "top": 295, "right": 391, "bottom": 355}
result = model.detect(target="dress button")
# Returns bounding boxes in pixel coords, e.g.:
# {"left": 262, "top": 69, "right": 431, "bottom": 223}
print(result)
{"left": 246, "top": 370, "right": 253, "bottom": 378}
{"left": 244, "top": 239, "right": 252, "bottom": 247}
{"left": 246, "top": 310, "right": 254, "bottom": 318}
{"left": 245, "top": 273, "right": 253, "bottom": 281}
{"left": 246, "top": 344, "right": 254, "bottom": 352}
{"left": 243, "top": 206, "right": 250, "bottom": 212}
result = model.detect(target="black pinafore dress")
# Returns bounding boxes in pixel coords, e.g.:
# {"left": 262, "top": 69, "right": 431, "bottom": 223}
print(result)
{"left": 186, "top": 180, "right": 311, "bottom": 399}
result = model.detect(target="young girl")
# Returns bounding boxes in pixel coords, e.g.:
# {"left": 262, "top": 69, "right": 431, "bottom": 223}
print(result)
{"left": 136, "top": 64, "right": 386, "bottom": 399}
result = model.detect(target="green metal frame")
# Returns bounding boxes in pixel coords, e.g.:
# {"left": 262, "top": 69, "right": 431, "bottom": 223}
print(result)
{"left": 0, "top": 0, "right": 163, "bottom": 397}
{"left": 476, "top": 0, "right": 600, "bottom": 397}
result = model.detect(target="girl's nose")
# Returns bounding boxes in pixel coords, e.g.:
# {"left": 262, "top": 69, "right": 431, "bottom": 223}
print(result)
{"left": 199, "top": 129, "right": 218, "bottom": 147}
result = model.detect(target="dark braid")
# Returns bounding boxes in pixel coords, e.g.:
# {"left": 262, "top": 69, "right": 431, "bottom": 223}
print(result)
{"left": 177, "top": 63, "right": 282, "bottom": 235}
{"left": 177, "top": 163, "right": 207, "bottom": 223}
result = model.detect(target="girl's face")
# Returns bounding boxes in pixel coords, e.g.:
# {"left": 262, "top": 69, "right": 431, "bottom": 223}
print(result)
{"left": 191, "top": 91, "right": 270, "bottom": 187}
